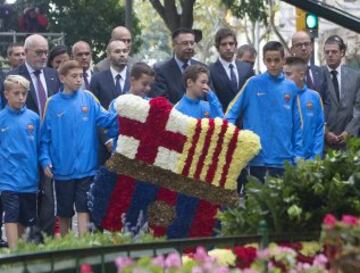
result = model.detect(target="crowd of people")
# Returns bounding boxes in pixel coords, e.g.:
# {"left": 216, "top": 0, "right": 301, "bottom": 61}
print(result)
{"left": 0, "top": 24, "right": 359, "bottom": 248}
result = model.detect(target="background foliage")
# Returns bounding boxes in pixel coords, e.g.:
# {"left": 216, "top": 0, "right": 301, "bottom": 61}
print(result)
{"left": 218, "top": 139, "right": 360, "bottom": 235}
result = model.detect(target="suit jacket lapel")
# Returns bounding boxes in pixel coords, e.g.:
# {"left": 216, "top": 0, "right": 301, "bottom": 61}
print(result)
{"left": 215, "top": 59, "right": 236, "bottom": 95}
{"left": 105, "top": 70, "right": 117, "bottom": 98}
{"left": 21, "top": 65, "right": 38, "bottom": 111}
{"left": 124, "top": 68, "right": 130, "bottom": 93}
{"left": 43, "top": 68, "right": 57, "bottom": 96}
{"left": 325, "top": 68, "right": 339, "bottom": 106}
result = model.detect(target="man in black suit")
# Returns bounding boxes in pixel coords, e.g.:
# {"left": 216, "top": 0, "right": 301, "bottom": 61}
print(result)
{"left": 291, "top": 31, "right": 329, "bottom": 116}
{"left": 90, "top": 40, "right": 130, "bottom": 164}
{"left": 7, "top": 34, "right": 60, "bottom": 117}
{"left": 151, "top": 28, "right": 206, "bottom": 104}
{"left": 6, "top": 34, "right": 60, "bottom": 236}
{"left": 209, "top": 28, "right": 254, "bottom": 111}
{"left": 72, "top": 41, "right": 93, "bottom": 90}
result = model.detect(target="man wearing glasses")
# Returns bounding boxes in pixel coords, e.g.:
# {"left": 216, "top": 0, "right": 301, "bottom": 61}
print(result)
{"left": 6, "top": 34, "right": 60, "bottom": 117}
{"left": 290, "top": 31, "right": 329, "bottom": 116}
{"left": 151, "top": 28, "right": 208, "bottom": 104}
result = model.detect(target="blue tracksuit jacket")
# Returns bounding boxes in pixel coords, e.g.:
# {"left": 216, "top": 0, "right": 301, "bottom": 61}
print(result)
{"left": 175, "top": 91, "right": 224, "bottom": 119}
{"left": 0, "top": 106, "right": 40, "bottom": 192}
{"left": 225, "top": 72, "right": 303, "bottom": 167}
{"left": 40, "top": 90, "right": 117, "bottom": 180}
{"left": 297, "top": 85, "right": 324, "bottom": 160}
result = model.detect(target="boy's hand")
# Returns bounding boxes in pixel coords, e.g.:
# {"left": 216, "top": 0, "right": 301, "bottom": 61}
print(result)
{"left": 325, "top": 131, "right": 339, "bottom": 144}
{"left": 338, "top": 131, "right": 349, "bottom": 144}
{"left": 44, "top": 165, "right": 53, "bottom": 179}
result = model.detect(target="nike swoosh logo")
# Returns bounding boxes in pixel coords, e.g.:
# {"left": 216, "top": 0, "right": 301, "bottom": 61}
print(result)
{"left": 57, "top": 112, "right": 65, "bottom": 117}
{"left": 257, "top": 92, "right": 266, "bottom": 96}
{"left": 1, "top": 127, "right": 8, "bottom": 132}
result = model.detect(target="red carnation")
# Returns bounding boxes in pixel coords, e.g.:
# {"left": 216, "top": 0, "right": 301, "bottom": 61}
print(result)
{"left": 323, "top": 214, "right": 337, "bottom": 227}
{"left": 233, "top": 246, "right": 257, "bottom": 269}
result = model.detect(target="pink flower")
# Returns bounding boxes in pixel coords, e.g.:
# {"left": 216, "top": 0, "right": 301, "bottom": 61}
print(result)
{"left": 114, "top": 257, "right": 133, "bottom": 269}
{"left": 193, "top": 247, "right": 209, "bottom": 261}
{"left": 323, "top": 214, "right": 337, "bottom": 227}
{"left": 191, "top": 266, "right": 204, "bottom": 273}
{"left": 165, "top": 252, "right": 182, "bottom": 268}
{"left": 341, "top": 215, "right": 358, "bottom": 226}
{"left": 151, "top": 255, "right": 165, "bottom": 268}
{"left": 214, "top": 267, "right": 230, "bottom": 273}
{"left": 313, "top": 254, "right": 328, "bottom": 267}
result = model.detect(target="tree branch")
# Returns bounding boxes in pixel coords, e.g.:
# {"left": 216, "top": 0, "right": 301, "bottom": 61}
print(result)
{"left": 180, "top": 0, "right": 196, "bottom": 28}
{"left": 268, "top": 0, "right": 290, "bottom": 53}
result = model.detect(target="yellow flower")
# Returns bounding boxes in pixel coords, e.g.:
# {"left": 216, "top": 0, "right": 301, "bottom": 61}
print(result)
{"left": 208, "top": 248, "right": 236, "bottom": 266}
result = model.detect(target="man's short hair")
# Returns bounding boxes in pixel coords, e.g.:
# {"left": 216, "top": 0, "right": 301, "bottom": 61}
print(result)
{"left": 172, "top": 28, "right": 195, "bottom": 41}
{"left": 24, "top": 34, "right": 47, "bottom": 50}
{"left": 183, "top": 64, "right": 209, "bottom": 87}
{"left": 237, "top": 44, "right": 257, "bottom": 58}
{"left": 215, "top": 28, "right": 237, "bottom": 49}
{"left": 284, "top": 56, "right": 307, "bottom": 70}
{"left": 58, "top": 60, "right": 82, "bottom": 76}
{"left": 4, "top": 75, "right": 30, "bottom": 91}
{"left": 7, "top": 43, "right": 24, "bottom": 57}
{"left": 325, "top": 35, "right": 347, "bottom": 53}
{"left": 71, "top": 41, "right": 91, "bottom": 56}
{"left": 130, "top": 62, "right": 155, "bottom": 79}
{"left": 262, "top": 41, "right": 284, "bottom": 58}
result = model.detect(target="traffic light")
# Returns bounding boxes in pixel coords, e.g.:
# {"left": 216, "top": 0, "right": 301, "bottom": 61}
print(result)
{"left": 296, "top": 8, "right": 306, "bottom": 32}
{"left": 305, "top": 13, "right": 319, "bottom": 38}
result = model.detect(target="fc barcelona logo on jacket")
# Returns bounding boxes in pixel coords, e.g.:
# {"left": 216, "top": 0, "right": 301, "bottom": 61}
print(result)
{"left": 306, "top": 101, "right": 313, "bottom": 110}
{"left": 284, "top": 94, "right": 291, "bottom": 103}
{"left": 27, "top": 124, "right": 34, "bottom": 134}
{"left": 82, "top": 106, "right": 88, "bottom": 113}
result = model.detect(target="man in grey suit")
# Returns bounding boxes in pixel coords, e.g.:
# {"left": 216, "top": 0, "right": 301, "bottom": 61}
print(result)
{"left": 93, "top": 26, "right": 135, "bottom": 72}
{"left": 151, "top": 28, "right": 207, "bottom": 104}
{"left": 323, "top": 35, "right": 360, "bottom": 149}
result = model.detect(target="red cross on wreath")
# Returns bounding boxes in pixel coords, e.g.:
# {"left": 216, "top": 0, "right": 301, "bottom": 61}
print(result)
{"left": 118, "top": 98, "right": 187, "bottom": 165}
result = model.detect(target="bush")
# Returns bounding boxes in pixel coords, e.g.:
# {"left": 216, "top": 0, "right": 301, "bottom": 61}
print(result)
{"left": 218, "top": 139, "right": 360, "bottom": 235}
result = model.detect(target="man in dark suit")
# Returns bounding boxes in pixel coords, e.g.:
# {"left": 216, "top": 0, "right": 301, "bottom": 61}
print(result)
{"left": 322, "top": 35, "right": 360, "bottom": 149}
{"left": 72, "top": 41, "right": 93, "bottom": 90}
{"left": 209, "top": 28, "right": 254, "bottom": 111}
{"left": 291, "top": 31, "right": 329, "bottom": 116}
{"left": 151, "top": 28, "right": 207, "bottom": 104}
{"left": 7, "top": 34, "right": 60, "bottom": 117}
{"left": 6, "top": 34, "right": 60, "bottom": 236}
{"left": 90, "top": 40, "right": 130, "bottom": 164}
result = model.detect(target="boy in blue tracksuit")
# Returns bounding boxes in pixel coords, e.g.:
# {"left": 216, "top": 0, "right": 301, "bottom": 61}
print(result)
{"left": 40, "top": 60, "right": 117, "bottom": 237}
{"left": 284, "top": 56, "right": 324, "bottom": 159}
{"left": 108, "top": 62, "right": 155, "bottom": 149}
{"left": 0, "top": 75, "right": 40, "bottom": 248}
{"left": 226, "top": 41, "right": 302, "bottom": 183}
{"left": 175, "top": 64, "right": 223, "bottom": 118}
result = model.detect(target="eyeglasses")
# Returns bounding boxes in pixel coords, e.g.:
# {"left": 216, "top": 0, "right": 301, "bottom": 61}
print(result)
{"left": 32, "top": 49, "right": 49, "bottom": 56}
{"left": 293, "top": 42, "right": 312, "bottom": 48}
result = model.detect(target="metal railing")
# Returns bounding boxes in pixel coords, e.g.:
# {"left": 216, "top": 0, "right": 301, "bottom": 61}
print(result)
{"left": 0, "top": 231, "right": 320, "bottom": 273}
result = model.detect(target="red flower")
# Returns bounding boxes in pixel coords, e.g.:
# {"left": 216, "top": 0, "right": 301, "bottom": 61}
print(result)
{"left": 278, "top": 242, "right": 303, "bottom": 251}
{"left": 233, "top": 246, "right": 257, "bottom": 269}
{"left": 323, "top": 214, "right": 337, "bottom": 227}
{"left": 296, "top": 253, "right": 315, "bottom": 264}
{"left": 341, "top": 215, "right": 358, "bottom": 226}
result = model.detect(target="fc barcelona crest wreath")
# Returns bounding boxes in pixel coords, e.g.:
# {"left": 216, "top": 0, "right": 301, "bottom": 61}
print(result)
{"left": 90, "top": 95, "right": 260, "bottom": 238}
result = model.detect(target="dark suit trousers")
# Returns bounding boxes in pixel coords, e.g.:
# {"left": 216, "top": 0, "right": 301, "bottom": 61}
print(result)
{"left": 38, "top": 174, "right": 55, "bottom": 235}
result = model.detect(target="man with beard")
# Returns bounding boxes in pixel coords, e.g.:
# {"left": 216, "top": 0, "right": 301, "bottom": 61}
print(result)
{"left": 151, "top": 28, "right": 208, "bottom": 104}
{"left": 90, "top": 40, "right": 130, "bottom": 164}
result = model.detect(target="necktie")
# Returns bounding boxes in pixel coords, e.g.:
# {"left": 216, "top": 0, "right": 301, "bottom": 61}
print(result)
{"left": 115, "top": 74, "right": 122, "bottom": 95}
{"left": 33, "top": 70, "right": 47, "bottom": 117}
{"left": 83, "top": 68, "right": 90, "bottom": 90}
{"left": 306, "top": 67, "right": 315, "bottom": 90}
{"left": 182, "top": 62, "right": 188, "bottom": 72}
{"left": 229, "top": 64, "right": 238, "bottom": 90}
{"left": 331, "top": 70, "right": 340, "bottom": 101}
